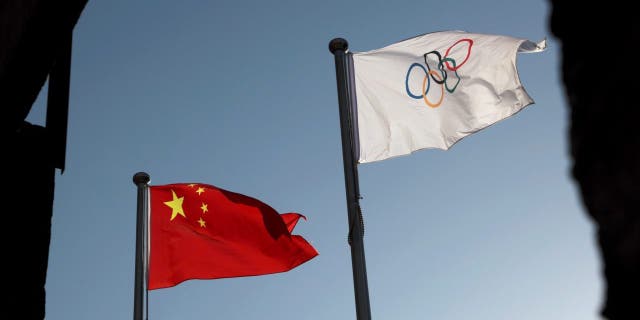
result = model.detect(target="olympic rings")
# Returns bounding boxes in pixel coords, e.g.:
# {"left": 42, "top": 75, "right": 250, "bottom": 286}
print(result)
{"left": 405, "top": 38, "right": 473, "bottom": 108}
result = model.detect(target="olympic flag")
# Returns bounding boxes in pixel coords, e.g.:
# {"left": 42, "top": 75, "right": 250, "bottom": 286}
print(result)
{"left": 351, "top": 30, "right": 546, "bottom": 163}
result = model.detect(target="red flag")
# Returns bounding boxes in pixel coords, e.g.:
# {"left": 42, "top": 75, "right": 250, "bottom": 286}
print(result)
{"left": 147, "top": 183, "right": 318, "bottom": 290}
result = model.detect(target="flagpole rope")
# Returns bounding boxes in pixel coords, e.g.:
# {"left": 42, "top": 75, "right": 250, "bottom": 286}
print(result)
{"left": 348, "top": 203, "right": 365, "bottom": 245}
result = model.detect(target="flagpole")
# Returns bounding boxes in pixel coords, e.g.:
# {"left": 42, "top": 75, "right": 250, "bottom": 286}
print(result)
{"left": 329, "top": 38, "right": 372, "bottom": 320}
{"left": 133, "top": 172, "right": 150, "bottom": 320}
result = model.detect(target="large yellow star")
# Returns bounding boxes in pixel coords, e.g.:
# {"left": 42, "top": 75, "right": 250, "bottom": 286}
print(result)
{"left": 164, "top": 190, "right": 186, "bottom": 221}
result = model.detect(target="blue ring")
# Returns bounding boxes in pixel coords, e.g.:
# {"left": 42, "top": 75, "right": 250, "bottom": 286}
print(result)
{"left": 405, "top": 63, "right": 430, "bottom": 99}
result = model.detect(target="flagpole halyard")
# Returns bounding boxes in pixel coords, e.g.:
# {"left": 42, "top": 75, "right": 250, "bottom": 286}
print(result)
{"left": 330, "top": 38, "right": 373, "bottom": 320}
{"left": 133, "top": 172, "right": 150, "bottom": 320}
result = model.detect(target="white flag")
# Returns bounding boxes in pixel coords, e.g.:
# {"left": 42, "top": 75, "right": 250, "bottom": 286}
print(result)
{"left": 351, "top": 30, "right": 546, "bottom": 163}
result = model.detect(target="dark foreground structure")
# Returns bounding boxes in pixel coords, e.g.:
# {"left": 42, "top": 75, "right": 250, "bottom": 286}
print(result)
{"left": 2, "top": 1, "right": 638, "bottom": 319}
{"left": 2, "top": 1, "right": 88, "bottom": 319}
{"left": 549, "top": 1, "right": 640, "bottom": 319}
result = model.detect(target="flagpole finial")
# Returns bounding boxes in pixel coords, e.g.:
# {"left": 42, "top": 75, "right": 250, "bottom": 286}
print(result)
{"left": 329, "top": 38, "right": 348, "bottom": 54}
{"left": 133, "top": 172, "right": 150, "bottom": 186}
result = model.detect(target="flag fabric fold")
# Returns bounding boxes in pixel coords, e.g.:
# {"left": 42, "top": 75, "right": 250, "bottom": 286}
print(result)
{"left": 148, "top": 183, "right": 318, "bottom": 290}
{"left": 351, "top": 30, "right": 546, "bottom": 163}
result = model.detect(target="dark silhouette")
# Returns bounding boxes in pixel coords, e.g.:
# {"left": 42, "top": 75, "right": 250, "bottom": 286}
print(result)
{"left": 2, "top": 1, "right": 87, "bottom": 319}
{"left": 549, "top": 1, "right": 640, "bottom": 319}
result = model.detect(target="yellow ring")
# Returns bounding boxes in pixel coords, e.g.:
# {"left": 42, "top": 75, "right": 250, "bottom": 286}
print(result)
{"left": 422, "top": 70, "right": 444, "bottom": 108}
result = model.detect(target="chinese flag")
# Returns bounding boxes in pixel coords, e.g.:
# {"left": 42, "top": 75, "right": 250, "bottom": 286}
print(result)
{"left": 148, "top": 183, "right": 319, "bottom": 290}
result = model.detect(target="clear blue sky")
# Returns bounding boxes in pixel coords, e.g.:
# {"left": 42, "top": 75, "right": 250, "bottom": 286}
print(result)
{"left": 28, "top": 0, "right": 603, "bottom": 319}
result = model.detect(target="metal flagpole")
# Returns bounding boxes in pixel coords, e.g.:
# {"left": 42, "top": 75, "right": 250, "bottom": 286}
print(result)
{"left": 329, "top": 38, "right": 372, "bottom": 320}
{"left": 133, "top": 172, "right": 150, "bottom": 320}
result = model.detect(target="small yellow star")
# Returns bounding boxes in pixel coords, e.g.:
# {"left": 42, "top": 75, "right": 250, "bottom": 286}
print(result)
{"left": 196, "top": 187, "right": 205, "bottom": 195}
{"left": 188, "top": 184, "right": 196, "bottom": 188}
{"left": 201, "top": 203, "right": 208, "bottom": 213}
{"left": 198, "top": 217, "right": 206, "bottom": 227}
{"left": 163, "top": 190, "right": 186, "bottom": 221}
